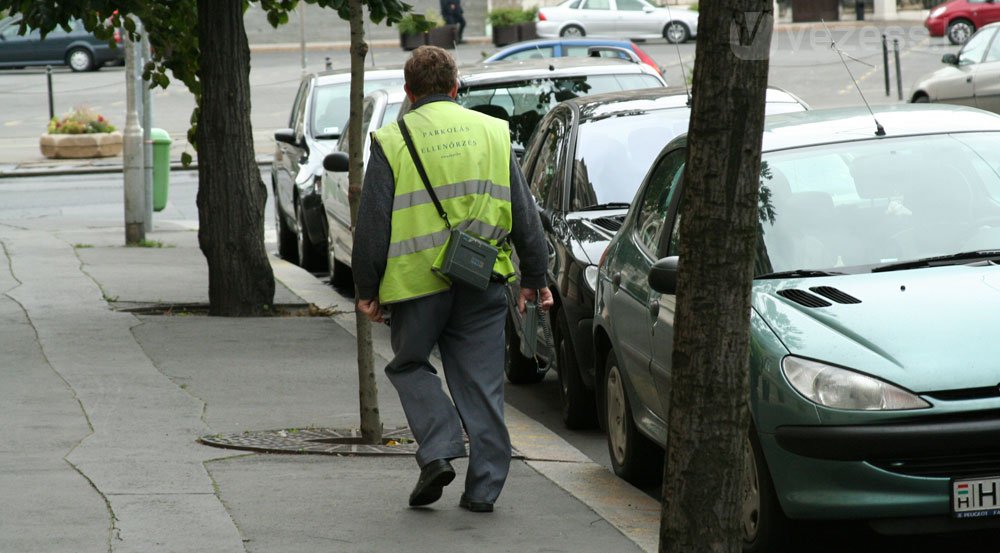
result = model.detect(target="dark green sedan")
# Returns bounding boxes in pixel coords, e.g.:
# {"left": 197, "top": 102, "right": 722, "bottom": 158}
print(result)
{"left": 594, "top": 104, "right": 1000, "bottom": 551}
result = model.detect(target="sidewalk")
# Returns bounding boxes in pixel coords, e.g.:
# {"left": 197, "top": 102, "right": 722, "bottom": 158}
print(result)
{"left": 0, "top": 214, "right": 659, "bottom": 552}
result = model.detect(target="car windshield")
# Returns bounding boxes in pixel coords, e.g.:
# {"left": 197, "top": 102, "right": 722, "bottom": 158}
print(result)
{"left": 312, "top": 77, "right": 405, "bottom": 138}
{"left": 754, "top": 132, "right": 1000, "bottom": 276}
{"left": 572, "top": 111, "right": 691, "bottom": 208}
{"left": 456, "top": 73, "right": 662, "bottom": 149}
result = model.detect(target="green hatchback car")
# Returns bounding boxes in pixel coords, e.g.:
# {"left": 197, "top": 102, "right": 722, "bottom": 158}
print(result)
{"left": 594, "top": 104, "right": 1000, "bottom": 551}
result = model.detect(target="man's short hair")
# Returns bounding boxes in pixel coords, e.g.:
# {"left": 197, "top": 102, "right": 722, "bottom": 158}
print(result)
{"left": 404, "top": 46, "right": 458, "bottom": 98}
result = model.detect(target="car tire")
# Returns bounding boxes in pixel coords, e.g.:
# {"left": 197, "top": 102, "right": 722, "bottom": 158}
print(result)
{"left": 504, "top": 313, "right": 545, "bottom": 384}
{"left": 947, "top": 19, "right": 974, "bottom": 45}
{"left": 275, "top": 194, "right": 298, "bottom": 262}
{"left": 560, "top": 24, "right": 585, "bottom": 38}
{"left": 912, "top": 93, "right": 930, "bottom": 103}
{"left": 664, "top": 21, "right": 690, "bottom": 44}
{"left": 295, "top": 202, "right": 323, "bottom": 271}
{"left": 743, "top": 427, "right": 790, "bottom": 553}
{"left": 604, "top": 350, "right": 662, "bottom": 486}
{"left": 327, "top": 231, "right": 353, "bottom": 289}
{"left": 66, "top": 47, "right": 95, "bottom": 72}
{"left": 556, "top": 310, "right": 598, "bottom": 429}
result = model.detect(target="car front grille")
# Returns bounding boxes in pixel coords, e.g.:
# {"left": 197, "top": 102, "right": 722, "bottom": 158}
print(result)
{"left": 870, "top": 452, "right": 1000, "bottom": 478}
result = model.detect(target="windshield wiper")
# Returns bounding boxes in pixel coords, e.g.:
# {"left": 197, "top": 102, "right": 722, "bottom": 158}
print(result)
{"left": 755, "top": 269, "right": 844, "bottom": 280}
{"left": 578, "top": 202, "right": 632, "bottom": 212}
{"left": 871, "top": 250, "right": 1000, "bottom": 273}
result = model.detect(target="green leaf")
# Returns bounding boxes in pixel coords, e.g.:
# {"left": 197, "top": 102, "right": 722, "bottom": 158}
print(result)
{"left": 180, "top": 152, "right": 193, "bottom": 167}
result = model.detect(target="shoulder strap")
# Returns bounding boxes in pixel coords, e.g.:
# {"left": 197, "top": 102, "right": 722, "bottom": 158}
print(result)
{"left": 398, "top": 118, "right": 451, "bottom": 230}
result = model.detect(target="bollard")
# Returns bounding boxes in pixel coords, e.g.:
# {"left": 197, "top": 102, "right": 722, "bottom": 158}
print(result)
{"left": 46, "top": 66, "right": 54, "bottom": 120}
{"left": 856, "top": 0, "right": 865, "bottom": 21}
{"left": 882, "top": 35, "right": 890, "bottom": 97}
{"left": 325, "top": 56, "right": 332, "bottom": 70}
{"left": 894, "top": 39, "right": 903, "bottom": 101}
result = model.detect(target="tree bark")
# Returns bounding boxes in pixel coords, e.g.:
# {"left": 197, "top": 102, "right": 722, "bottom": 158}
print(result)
{"left": 196, "top": 0, "right": 276, "bottom": 317}
{"left": 660, "top": 3, "right": 773, "bottom": 553}
{"left": 348, "top": 0, "right": 383, "bottom": 444}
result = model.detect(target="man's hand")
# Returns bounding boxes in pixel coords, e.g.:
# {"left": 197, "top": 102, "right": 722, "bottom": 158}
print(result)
{"left": 357, "top": 298, "right": 384, "bottom": 323}
{"left": 518, "top": 287, "right": 554, "bottom": 314}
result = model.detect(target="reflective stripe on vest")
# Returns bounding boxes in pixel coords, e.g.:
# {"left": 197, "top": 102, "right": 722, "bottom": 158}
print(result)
{"left": 374, "top": 101, "right": 514, "bottom": 304}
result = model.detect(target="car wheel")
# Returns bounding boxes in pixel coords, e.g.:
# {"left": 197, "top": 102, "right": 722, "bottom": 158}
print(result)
{"left": 912, "top": 93, "right": 930, "bottom": 103}
{"left": 295, "top": 202, "right": 323, "bottom": 271}
{"left": 504, "top": 313, "right": 544, "bottom": 384}
{"left": 947, "top": 19, "right": 974, "bottom": 45}
{"left": 556, "top": 310, "right": 598, "bottom": 429}
{"left": 275, "top": 194, "right": 298, "bottom": 262}
{"left": 743, "top": 428, "right": 789, "bottom": 553}
{"left": 66, "top": 48, "right": 95, "bottom": 72}
{"left": 327, "top": 230, "right": 353, "bottom": 289}
{"left": 560, "top": 24, "right": 585, "bottom": 38}
{"left": 605, "top": 350, "right": 662, "bottom": 486}
{"left": 664, "top": 21, "right": 690, "bottom": 44}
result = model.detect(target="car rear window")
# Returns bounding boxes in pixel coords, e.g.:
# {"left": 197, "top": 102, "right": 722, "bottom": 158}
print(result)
{"left": 456, "top": 72, "right": 663, "bottom": 149}
{"left": 312, "top": 77, "right": 405, "bottom": 139}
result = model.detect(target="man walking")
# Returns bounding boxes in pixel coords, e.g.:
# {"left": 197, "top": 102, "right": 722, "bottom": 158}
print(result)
{"left": 352, "top": 46, "right": 552, "bottom": 513}
{"left": 440, "top": 0, "right": 466, "bottom": 43}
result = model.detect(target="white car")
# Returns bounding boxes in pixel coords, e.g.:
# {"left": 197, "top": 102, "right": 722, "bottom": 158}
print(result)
{"left": 320, "top": 88, "right": 406, "bottom": 287}
{"left": 536, "top": 0, "right": 699, "bottom": 44}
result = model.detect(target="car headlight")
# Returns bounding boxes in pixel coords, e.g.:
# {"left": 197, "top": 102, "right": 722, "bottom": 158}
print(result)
{"left": 584, "top": 265, "right": 598, "bottom": 292}
{"left": 781, "top": 356, "right": 930, "bottom": 411}
{"left": 930, "top": 6, "right": 947, "bottom": 17}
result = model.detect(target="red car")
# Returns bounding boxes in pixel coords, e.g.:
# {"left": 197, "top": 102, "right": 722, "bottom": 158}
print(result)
{"left": 926, "top": 0, "right": 1000, "bottom": 45}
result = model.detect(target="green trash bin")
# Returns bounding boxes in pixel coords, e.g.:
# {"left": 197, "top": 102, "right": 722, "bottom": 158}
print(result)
{"left": 150, "top": 128, "right": 172, "bottom": 212}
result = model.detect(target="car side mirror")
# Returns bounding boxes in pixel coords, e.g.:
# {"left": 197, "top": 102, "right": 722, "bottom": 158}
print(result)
{"left": 274, "top": 128, "right": 297, "bottom": 145}
{"left": 648, "top": 256, "right": 679, "bottom": 294}
{"left": 942, "top": 53, "right": 959, "bottom": 65}
{"left": 323, "top": 152, "right": 349, "bottom": 172}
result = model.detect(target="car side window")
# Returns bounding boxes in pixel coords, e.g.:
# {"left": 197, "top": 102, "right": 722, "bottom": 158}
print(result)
{"left": 582, "top": 0, "right": 610, "bottom": 10}
{"left": 528, "top": 118, "right": 567, "bottom": 210}
{"left": 502, "top": 47, "right": 555, "bottom": 60}
{"left": 633, "top": 149, "right": 685, "bottom": 256}
{"left": 338, "top": 99, "right": 376, "bottom": 153}
{"left": 959, "top": 28, "right": 994, "bottom": 65}
{"left": 289, "top": 80, "right": 310, "bottom": 130}
{"left": 986, "top": 31, "right": 1000, "bottom": 63}
{"left": 616, "top": 0, "right": 646, "bottom": 11}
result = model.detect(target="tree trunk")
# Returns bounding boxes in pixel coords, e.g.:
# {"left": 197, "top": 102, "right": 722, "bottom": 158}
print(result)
{"left": 196, "top": 0, "right": 276, "bottom": 317}
{"left": 348, "top": 0, "right": 383, "bottom": 444}
{"left": 660, "top": 3, "right": 773, "bottom": 553}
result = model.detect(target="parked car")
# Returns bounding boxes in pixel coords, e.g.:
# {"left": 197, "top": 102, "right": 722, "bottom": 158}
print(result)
{"left": 271, "top": 68, "right": 404, "bottom": 271}
{"left": 911, "top": 22, "right": 1000, "bottom": 111}
{"left": 535, "top": 0, "right": 699, "bottom": 43}
{"left": 505, "top": 87, "right": 808, "bottom": 430}
{"left": 925, "top": 0, "right": 1000, "bottom": 44}
{"left": 482, "top": 37, "right": 663, "bottom": 77}
{"left": 319, "top": 88, "right": 406, "bottom": 287}
{"left": 595, "top": 104, "right": 1000, "bottom": 550}
{"left": 0, "top": 16, "right": 123, "bottom": 71}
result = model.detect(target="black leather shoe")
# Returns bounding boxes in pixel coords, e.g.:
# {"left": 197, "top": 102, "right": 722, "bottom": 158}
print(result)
{"left": 459, "top": 494, "right": 494, "bottom": 513}
{"left": 408, "top": 460, "right": 456, "bottom": 507}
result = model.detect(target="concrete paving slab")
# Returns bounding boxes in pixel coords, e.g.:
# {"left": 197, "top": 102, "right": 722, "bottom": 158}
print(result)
{"left": 207, "top": 454, "right": 645, "bottom": 553}
{"left": 109, "top": 494, "right": 245, "bottom": 553}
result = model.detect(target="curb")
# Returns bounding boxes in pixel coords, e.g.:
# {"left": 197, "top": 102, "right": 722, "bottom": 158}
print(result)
{"left": 249, "top": 35, "right": 493, "bottom": 53}
{"left": 0, "top": 159, "right": 273, "bottom": 179}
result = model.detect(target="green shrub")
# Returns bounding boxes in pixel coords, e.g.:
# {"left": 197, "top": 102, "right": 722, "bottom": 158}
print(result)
{"left": 47, "top": 105, "right": 116, "bottom": 135}
{"left": 488, "top": 7, "right": 537, "bottom": 27}
{"left": 398, "top": 12, "right": 438, "bottom": 35}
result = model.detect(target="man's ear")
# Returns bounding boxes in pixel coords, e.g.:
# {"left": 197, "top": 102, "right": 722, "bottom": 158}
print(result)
{"left": 448, "top": 80, "right": 459, "bottom": 99}
{"left": 404, "top": 83, "right": 417, "bottom": 103}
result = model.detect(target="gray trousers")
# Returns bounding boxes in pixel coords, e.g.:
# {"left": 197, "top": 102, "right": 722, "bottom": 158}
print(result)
{"left": 385, "top": 282, "right": 510, "bottom": 504}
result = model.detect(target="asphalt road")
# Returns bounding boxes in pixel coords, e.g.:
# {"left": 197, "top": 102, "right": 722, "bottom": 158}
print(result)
{"left": 0, "top": 23, "right": 962, "bottom": 166}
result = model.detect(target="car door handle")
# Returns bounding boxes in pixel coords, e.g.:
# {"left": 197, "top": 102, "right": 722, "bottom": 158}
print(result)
{"left": 968, "top": 76, "right": 974, "bottom": 83}
{"left": 648, "top": 299, "right": 659, "bottom": 318}
{"left": 612, "top": 271, "right": 621, "bottom": 288}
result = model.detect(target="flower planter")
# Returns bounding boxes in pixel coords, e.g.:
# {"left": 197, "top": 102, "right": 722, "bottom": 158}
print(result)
{"left": 400, "top": 31, "right": 426, "bottom": 51}
{"left": 39, "top": 131, "right": 123, "bottom": 159}
{"left": 426, "top": 26, "right": 457, "bottom": 49}
{"left": 492, "top": 25, "right": 519, "bottom": 47}
{"left": 518, "top": 22, "right": 538, "bottom": 41}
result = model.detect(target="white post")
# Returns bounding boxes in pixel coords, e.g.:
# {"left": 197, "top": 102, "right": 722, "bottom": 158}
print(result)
{"left": 141, "top": 23, "right": 153, "bottom": 231}
{"left": 299, "top": 4, "right": 307, "bottom": 75}
{"left": 773, "top": 0, "right": 780, "bottom": 23}
{"left": 123, "top": 29, "right": 145, "bottom": 245}
{"left": 874, "top": 0, "right": 897, "bottom": 20}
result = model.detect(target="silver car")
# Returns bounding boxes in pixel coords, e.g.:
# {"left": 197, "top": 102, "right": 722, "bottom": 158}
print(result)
{"left": 536, "top": 0, "right": 699, "bottom": 43}
{"left": 911, "top": 22, "right": 1000, "bottom": 113}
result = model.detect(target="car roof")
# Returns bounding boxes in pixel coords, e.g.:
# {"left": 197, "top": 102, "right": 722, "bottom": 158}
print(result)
{"left": 491, "top": 37, "right": 633, "bottom": 53}
{"left": 760, "top": 104, "right": 1000, "bottom": 152}
{"left": 458, "top": 57, "right": 657, "bottom": 86}
{"left": 562, "top": 86, "right": 807, "bottom": 123}
{"left": 313, "top": 68, "right": 403, "bottom": 86}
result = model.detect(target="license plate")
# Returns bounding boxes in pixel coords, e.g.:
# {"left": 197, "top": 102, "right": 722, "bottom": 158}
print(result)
{"left": 952, "top": 476, "right": 1000, "bottom": 519}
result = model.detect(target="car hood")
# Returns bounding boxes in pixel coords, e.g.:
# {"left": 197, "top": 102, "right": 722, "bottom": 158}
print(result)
{"left": 752, "top": 265, "right": 1000, "bottom": 393}
{"left": 565, "top": 209, "right": 627, "bottom": 264}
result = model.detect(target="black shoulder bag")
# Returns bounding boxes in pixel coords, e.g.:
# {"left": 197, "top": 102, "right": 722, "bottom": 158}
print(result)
{"left": 398, "top": 118, "right": 499, "bottom": 291}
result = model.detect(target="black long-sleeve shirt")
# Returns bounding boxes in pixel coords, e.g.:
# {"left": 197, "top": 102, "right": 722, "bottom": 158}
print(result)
{"left": 352, "top": 95, "right": 548, "bottom": 301}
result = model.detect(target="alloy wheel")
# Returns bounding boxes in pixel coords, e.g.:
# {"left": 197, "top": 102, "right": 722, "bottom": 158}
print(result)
{"left": 665, "top": 23, "right": 687, "bottom": 44}
{"left": 606, "top": 364, "right": 628, "bottom": 467}
{"left": 742, "top": 437, "right": 761, "bottom": 542}
{"left": 949, "top": 21, "right": 973, "bottom": 45}
{"left": 68, "top": 49, "right": 93, "bottom": 72}
{"left": 562, "top": 25, "right": 583, "bottom": 37}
